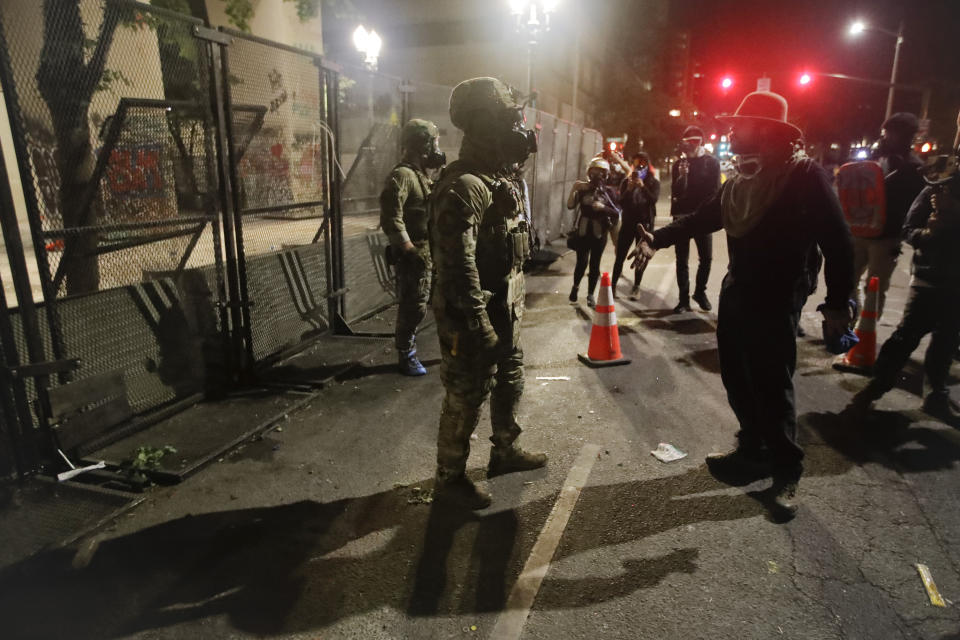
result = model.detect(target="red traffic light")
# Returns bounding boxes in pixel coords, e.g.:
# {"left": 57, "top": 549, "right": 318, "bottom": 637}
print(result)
{"left": 720, "top": 76, "right": 733, "bottom": 90}
{"left": 798, "top": 72, "right": 812, "bottom": 86}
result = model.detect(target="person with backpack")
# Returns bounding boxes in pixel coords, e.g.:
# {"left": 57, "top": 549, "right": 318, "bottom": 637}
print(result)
{"left": 846, "top": 113, "right": 925, "bottom": 325}
{"left": 380, "top": 119, "right": 446, "bottom": 376}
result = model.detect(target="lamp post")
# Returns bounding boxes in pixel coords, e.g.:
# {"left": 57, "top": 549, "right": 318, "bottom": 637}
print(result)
{"left": 848, "top": 19, "right": 905, "bottom": 120}
{"left": 352, "top": 25, "right": 382, "bottom": 70}
{"left": 509, "top": 0, "right": 559, "bottom": 109}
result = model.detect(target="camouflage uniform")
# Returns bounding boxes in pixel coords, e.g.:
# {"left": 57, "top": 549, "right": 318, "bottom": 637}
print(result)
{"left": 380, "top": 160, "right": 432, "bottom": 354}
{"left": 430, "top": 78, "right": 545, "bottom": 500}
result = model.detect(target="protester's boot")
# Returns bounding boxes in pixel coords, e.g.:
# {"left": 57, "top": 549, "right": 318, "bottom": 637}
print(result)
{"left": 434, "top": 468, "right": 491, "bottom": 510}
{"left": 692, "top": 290, "right": 712, "bottom": 311}
{"left": 488, "top": 445, "right": 548, "bottom": 478}
{"left": 398, "top": 348, "right": 427, "bottom": 376}
{"left": 844, "top": 382, "right": 883, "bottom": 423}
{"left": 586, "top": 293, "right": 596, "bottom": 308}
{"left": 769, "top": 478, "right": 799, "bottom": 522}
{"left": 673, "top": 299, "right": 692, "bottom": 313}
{"left": 921, "top": 391, "right": 960, "bottom": 423}
{"left": 705, "top": 448, "right": 770, "bottom": 485}
{"left": 569, "top": 285, "right": 578, "bottom": 303}
{"left": 629, "top": 285, "right": 641, "bottom": 300}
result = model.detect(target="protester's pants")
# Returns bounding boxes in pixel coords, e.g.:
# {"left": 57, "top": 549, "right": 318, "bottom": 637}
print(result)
{"left": 852, "top": 236, "right": 900, "bottom": 323}
{"left": 675, "top": 225, "right": 712, "bottom": 303}
{"left": 573, "top": 233, "right": 607, "bottom": 296}
{"left": 717, "top": 285, "right": 804, "bottom": 480}
{"left": 870, "top": 284, "right": 960, "bottom": 398}
{"left": 612, "top": 215, "right": 653, "bottom": 291}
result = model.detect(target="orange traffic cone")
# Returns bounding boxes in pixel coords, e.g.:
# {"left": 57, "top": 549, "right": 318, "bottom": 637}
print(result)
{"left": 578, "top": 272, "right": 631, "bottom": 368}
{"left": 834, "top": 275, "right": 879, "bottom": 373}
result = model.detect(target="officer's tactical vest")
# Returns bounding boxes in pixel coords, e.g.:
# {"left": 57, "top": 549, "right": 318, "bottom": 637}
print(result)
{"left": 430, "top": 162, "right": 530, "bottom": 288}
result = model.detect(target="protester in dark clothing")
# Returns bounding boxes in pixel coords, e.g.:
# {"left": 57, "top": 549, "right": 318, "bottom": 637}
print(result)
{"left": 672, "top": 125, "right": 721, "bottom": 312}
{"left": 567, "top": 158, "right": 622, "bottom": 308}
{"left": 612, "top": 152, "right": 660, "bottom": 299}
{"left": 632, "top": 92, "right": 854, "bottom": 520}
{"left": 850, "top": 169, "right": 960, "bottom": 420}
{"left": 848, "top": 113, "right": 925, "bottom": 324}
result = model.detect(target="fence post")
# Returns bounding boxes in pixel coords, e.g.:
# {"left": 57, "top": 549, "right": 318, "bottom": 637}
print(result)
{"left": 203, "top": 29, "right": 251, "bottom": 379}
{"left": 326, "top": 69, "right": 349, "bottom": 333}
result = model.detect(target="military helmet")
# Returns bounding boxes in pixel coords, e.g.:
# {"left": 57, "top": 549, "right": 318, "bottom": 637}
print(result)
{"left": 401, "top": 118, "right": 439, "bottom": 153}
{"left": 449, "top": 77, "right": 521, "bottom": 133}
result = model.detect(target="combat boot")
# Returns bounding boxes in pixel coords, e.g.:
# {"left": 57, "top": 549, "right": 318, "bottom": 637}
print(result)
{"left": 921, "top": 392, "right": 960, "bottom": 423}
{"left": 434, "top": 471, "right": 491, "bottom": 510}
{"left": 568, "top": 286, "right": 578, "bottom": 303}
{"left": 488, "top": 445, "right": 548, "bottom": 478}
{"left": 705, "top": 448, "right": 770, "bottom": 486}
{"left": 398, "top": 349, "right": 427, "bottom": 376}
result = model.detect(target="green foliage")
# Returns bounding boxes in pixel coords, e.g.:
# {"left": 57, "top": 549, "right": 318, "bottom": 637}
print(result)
{"left": 121, "top": 445, "right": 177, "bottom": 484}
{"left": 95, "top": 68, "right": 132, "bottom": 95}
{"left": 218, "top": 0, "right": 324, "bottom": 32}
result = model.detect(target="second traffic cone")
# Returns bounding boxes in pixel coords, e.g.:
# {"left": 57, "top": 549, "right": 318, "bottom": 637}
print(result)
{"left": 578, "top": 272, "right": 631, "bottom": 368}
{"left": 834, "top": 275, "right": 879, "bottom": 373}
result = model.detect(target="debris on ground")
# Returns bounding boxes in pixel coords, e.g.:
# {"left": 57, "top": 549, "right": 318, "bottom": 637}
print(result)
{"left": 406, "top": 486, "right": 433, "bottom": 505}
{"left": 915, "top": 564, "right": 947, "bottom": 607}
{"left": 651, "top": 442, "right": 687, "bottom": 463}
{"left": 535, "top": 376, "right": 571, "bottom": 381}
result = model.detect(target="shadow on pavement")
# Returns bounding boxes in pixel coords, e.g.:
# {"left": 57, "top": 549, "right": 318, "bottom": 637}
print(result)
{"left": 0, "top": 466, "right": 768, "bottom": 639}
{"left": 801, "top": 410, "right": 960, "bottom": 474}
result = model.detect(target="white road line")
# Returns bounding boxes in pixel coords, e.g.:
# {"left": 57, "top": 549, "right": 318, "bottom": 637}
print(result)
{"left": 490, "top": 442, "right": 601, "bottom": 640}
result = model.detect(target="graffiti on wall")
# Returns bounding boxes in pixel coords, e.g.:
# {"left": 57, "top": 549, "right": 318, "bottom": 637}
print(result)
{"left": 105, "top": 144, "right": 165, "bottom": 197}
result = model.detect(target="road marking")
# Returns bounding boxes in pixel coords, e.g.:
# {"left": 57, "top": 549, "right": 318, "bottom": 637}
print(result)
{"left": 490, "top": 442, "right": 601, "bottom": 640}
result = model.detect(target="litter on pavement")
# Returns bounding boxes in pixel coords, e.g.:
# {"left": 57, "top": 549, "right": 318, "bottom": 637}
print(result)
{"left": 535, "top": 376, "right": 571, "bottom": 381}
{"left": 651, "top": 443, "right": 687, "bottom": 463}
{"left": 915, "top": 564, "right": 947, "bottom": 607}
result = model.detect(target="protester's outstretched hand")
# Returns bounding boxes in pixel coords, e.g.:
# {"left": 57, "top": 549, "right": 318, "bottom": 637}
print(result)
{"left": 628, "top": 224, "right": 656, "bottom": 270}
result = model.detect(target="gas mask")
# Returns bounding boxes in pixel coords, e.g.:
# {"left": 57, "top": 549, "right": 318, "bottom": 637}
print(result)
{"left": 495, "top": 108, "right": 538, "bottom": 165}
{"left": 588, "top": 169, "right": 607, "bottom": 186}
{"left": 423, "top": 137, "right": 446, "bottom": 169}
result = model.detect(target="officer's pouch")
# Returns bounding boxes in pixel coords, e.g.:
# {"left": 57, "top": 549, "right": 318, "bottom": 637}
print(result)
{"left": 511, "top": 221, "right": 531, "bottom": 268}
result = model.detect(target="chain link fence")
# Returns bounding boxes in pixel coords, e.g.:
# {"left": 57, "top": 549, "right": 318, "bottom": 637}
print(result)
{"left": 0, "top": 0, "right": 602, "bottom": 469}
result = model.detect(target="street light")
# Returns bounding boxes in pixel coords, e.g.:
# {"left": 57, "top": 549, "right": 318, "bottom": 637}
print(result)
{"left": 353, "top": 25, "right": 382, "bottom": 69}
{"left": 509, "top": 0, "right": 559, "bottom": 107}
{"left": 848, "top": 19, "right": 905, "bottom": 120}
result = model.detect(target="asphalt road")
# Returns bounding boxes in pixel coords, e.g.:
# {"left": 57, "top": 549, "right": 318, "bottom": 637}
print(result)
{"left": 3, "top": 227, "right": 959, "bottom": 640}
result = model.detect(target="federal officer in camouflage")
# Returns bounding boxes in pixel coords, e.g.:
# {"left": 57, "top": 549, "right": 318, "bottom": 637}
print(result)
{"left": 430, "top": 77, "right": 547, "bottom": 509}
{"left": 380, "top": 119, "right": 446, "bottom": 376}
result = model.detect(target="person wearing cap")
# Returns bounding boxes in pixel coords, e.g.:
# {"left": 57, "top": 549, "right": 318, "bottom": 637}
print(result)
{"left": 429, "top": 77, "right": 547, "bottom": 510}
{"left": 567, "top": 157, "right": 622, "bottom": 307}
{"left": 671, "top": 125, "right": 721, "bottom": 313}
{"left": 631, "top": 92, "right": 854, "bottom": 520}
{"left": 380, "top": 119, "right": 446, "bottom": 376}
{"left": 612, "top": 152, "right": 660, "bottom": 299}
{"left": 848, "top": 113, "right": 925, "bottom": 326}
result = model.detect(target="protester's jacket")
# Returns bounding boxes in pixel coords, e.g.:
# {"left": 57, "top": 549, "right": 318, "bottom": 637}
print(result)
{"left": 671, "top": 153, "right": 721, "bottom": 217}
{"left": 574, "top": 184, "right": 621, "bottom": 238}
{"left": 902, "top": 180, "right": 960, "bottom": 288}
{"left": 619, "top": 173, "right": 660, "bottom": 225}
{"left": 879, "top": 152, "right": 925, "bottom": 238}
{"left": 380, "top": 163, "right": 431, "bottom": 246}
{"left": 653, "top": 159, "right": 854, "bottom": 310}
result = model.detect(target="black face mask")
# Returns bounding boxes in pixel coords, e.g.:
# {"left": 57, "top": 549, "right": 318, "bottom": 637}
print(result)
{"left": 424, "top": 149, "right": 446, "bottom": 169}
{"left": 500, "top": 128, "right": 538, "bottom": 165}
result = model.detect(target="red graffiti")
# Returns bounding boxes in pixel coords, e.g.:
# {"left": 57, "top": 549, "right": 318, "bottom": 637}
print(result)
{"left": 106, "top": 145, "right": 164, "bottom": 197}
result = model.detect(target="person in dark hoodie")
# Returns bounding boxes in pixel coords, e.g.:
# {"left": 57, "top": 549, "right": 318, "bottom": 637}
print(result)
{"left": 631, "top": 92, "right": 854, "bottom": 521}
{"left": 850, "top": 113, "right": 925, "bottom": 325}
{"left": 612, "top": 152, "right": 660, "bottom": 299}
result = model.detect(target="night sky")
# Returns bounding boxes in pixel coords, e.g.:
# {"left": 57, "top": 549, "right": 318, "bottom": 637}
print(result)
{"left": 666, "top": 0, "right": 960, "bottom": 147}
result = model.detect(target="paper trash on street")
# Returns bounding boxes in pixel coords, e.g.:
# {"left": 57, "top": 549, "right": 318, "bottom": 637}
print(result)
{"left": 651, "top": 443, "right": 687, "bottom": 463}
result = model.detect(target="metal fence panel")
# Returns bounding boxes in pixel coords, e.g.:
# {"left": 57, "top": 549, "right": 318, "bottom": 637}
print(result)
{"left": 223, "top": 32, "right": 332, "bottom": 363}
{"left": 338, "top": 65, "right": 402, "bottom": 324}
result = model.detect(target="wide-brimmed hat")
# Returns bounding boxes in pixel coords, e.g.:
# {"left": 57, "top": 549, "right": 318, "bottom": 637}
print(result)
{"left": 717, "top": 91, "right": 802, "bottom": 138}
